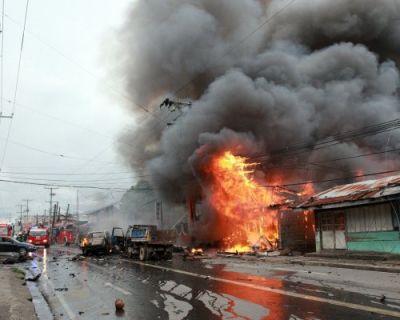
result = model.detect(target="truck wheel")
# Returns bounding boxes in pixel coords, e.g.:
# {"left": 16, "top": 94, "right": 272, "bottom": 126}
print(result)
{"left": 139, "top": 246, "right": 148, "bottom": 261}
{"left": 127, "top": 247, "right": 133, "bottom": 259}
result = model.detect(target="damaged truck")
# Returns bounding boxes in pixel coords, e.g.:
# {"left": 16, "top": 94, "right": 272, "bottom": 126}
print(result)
{"left": 124, "top": 225, "right": 175, "bottom": 261}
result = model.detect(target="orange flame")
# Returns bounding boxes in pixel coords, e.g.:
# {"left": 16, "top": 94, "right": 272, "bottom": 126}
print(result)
{"left": 298, "top": 182, "right": 315, "bottom": 197}
{"left": 191, "top": 248, "right": 204, "bottom": 255}
{"left": 205, "top": 151, "right": 281, "bottom": 253}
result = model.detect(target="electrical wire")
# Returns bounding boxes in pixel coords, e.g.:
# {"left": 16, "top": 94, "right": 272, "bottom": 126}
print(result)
{"left": 264, "top": 168, "right": 400, "bottom": 188}
{"left": 0, "top": 0, "right": 29, "bottom": 171}
{"left": 254, "top": 119, "right": 400, "bottom": 163}
{"left": 0, "top": 177, "right": 127, "bottom": 190}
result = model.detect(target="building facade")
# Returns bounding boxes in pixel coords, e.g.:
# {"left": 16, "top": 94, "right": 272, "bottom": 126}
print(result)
{"left": 300, "top": 175, "right": 400, "bottom": 254}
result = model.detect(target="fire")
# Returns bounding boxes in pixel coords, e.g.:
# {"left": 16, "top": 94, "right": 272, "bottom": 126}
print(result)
{"left": 298, "top": 182, "right": 315, "bottom": 197}
{"left": 205, "top": 151, "right": 281, "bottom": 253}
{"left": 191, "top": 248, "right": 204, "bottom": 255}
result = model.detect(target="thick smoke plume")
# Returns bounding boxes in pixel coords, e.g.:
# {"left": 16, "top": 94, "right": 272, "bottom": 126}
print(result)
{"left": 113, "top": 0, "right": 400, "bottom": 206}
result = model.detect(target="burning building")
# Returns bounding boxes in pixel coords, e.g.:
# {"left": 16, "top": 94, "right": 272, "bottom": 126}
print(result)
{"left": 110, "top": 1, "right": 400, "bottom": 251}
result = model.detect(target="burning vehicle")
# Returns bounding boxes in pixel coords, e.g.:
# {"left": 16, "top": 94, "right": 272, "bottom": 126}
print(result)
{"left": 80, "top": 231, "right": 110, "bottom": 256}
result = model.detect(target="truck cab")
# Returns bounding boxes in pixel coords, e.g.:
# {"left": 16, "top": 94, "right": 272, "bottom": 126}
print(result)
{"left": 28, "top": 228, "right": 50, "bottom": 248}
{"left": 110, "top": 227, "right": 125, "bottom": 252}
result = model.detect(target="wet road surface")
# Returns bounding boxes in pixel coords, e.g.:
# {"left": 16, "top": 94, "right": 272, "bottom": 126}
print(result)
{"left": 28, "top": 246, "right": 400, "bottom": 320}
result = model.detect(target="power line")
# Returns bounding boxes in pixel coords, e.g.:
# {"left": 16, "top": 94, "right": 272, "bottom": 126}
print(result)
{"left": 2, "top": 11, "right": 168, "bottom": 127}
{"left": 263, "top": 147, "right": 400, "bottom": 172}
{"left": 255, "top": 119, "right": 400, "bottom": 163}
{"left": 0, "top": 177, "right": 127, "bottom": 191}
{"left": 0, "top": 170, "right": 135, "bottom": 176}
{"left": 2, "top": 174, "right": 143, "bottom": 184}
{"left": 0, "top": 0, "right": 29, "bottom": 171}
{"left": 0, "top": 136, "right": 115, "bottom": 164}
{"left": 264, "top": 168, "right": 400, "bottom": 188}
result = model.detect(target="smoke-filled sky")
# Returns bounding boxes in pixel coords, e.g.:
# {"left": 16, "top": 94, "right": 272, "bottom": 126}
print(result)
{"left": 113, "top": 0, "right": 400, "bottom": 204}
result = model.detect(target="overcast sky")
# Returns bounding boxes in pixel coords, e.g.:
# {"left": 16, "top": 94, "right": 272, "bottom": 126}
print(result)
{"left": 0, "top": 0, "right": 137, "bottom": 222}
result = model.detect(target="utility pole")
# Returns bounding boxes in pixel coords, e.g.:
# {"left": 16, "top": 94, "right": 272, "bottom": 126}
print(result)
{"left": 22, "top": 199, "right": 32, "bottom": 223}
{"left": 65, "top": 203, "right": 70, "bottom": 221}
{"left": 76, "top": 190, "right": 79, "bottom": 221}
{"left": 16, "top": 204, "right": 23, "bottom": 230}
{"left": 52, "top": 203, "right": 58, "bottom": 229}
{"left": 45, "top": 187, "right": 58, "bottom": 227}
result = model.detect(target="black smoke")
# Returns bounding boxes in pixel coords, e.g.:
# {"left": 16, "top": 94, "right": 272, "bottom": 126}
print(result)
{"left": 112, "top": 0, "right": 400, "bottom": 204}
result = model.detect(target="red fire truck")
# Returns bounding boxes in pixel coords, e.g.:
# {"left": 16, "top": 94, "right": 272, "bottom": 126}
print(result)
{"left": 27, "top": 227, "right": 50, "bottom": 248}
{"left": 0, "top": 223, "right": 12, "bottom": 237}
{"left": 52, "top": 224, "right": 77, "bottom": 245}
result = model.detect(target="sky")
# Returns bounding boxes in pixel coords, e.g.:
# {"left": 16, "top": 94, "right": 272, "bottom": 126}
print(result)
{"left": 0, "top": 0, "right": 137, "bottom": 222}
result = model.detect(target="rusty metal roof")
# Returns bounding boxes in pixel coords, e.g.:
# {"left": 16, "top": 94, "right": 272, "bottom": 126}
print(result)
{"left": 299, "top": 174, "right": 400, "bottom": 209}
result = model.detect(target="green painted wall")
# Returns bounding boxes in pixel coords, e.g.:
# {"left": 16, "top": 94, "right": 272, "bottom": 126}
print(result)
{"left": 346, "top": 231, "right": 400, "bottom": 254}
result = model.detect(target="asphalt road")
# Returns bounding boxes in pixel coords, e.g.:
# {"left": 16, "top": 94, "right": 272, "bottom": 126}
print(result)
{"left": 27, "top": 246, "right": 400, "bottom": 320}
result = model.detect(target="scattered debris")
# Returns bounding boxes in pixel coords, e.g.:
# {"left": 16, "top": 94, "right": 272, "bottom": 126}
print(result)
{"left": 69, "top": 273, "right": 76, "bottom": 278}
{"left": 380, "top": 295, "right": 386, "bottom": 304}
{"left": 78, "top": 311, "right": 84, "bottom": 315}
{"left": 115, "top": 298, "right": 125, "bottom": 311}
{"left": 55, "top": 288, "right": 69, "bottom": 292}
{"left": 26, "top": 273, "right": 41, "bottom": 282}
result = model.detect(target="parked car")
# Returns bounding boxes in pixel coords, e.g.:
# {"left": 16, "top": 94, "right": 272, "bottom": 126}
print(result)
{"left": 80, "top": 231, "right": 110, "bottom": 255}
{"left": 0, "top": 236, "right": 36, "bottom": 259}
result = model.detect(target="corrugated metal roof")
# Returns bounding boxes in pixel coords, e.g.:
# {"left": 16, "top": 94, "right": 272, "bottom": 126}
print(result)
{"left": 299, "top": 174, "right": 400, "bottom": 209}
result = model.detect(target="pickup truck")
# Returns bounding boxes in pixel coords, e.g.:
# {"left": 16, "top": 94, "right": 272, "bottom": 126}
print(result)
{"left": 125, "top": 225, "right": 175, "bottom": 261}
{"left": 80, "top": 231, "right": 109, "bottom": 255}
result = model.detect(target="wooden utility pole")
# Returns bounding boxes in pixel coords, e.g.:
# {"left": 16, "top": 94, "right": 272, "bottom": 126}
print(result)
{"left": 52, "top": 203, "right": 57, "bottom": 229}
{"left": 45, "top": 187, "right": 58, "bottom": 227}
{"left": 65, "top": 203, "right": 70, "bottom": 221}
{"left": 22, "top": 199, "right": 32, "bottom": 223}
{"left": 76, "top": 190, "right": 79, "bottom": 221}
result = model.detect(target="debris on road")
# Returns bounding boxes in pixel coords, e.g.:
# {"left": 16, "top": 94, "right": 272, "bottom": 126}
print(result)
{"left": 115, "top": 298, "right": 125, "bottom": 311}
{"left": 70, "top": 254, "right": 86, "bottom": 261}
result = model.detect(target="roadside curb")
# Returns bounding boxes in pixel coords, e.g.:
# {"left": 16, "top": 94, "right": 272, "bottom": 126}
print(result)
{"left": 289, "top": 259, "right": 400, "bottom": 273}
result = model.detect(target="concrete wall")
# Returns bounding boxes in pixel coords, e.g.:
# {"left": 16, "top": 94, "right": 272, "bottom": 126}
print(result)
{"left": 346, "top": 231, "right": 400, "bottom": 254}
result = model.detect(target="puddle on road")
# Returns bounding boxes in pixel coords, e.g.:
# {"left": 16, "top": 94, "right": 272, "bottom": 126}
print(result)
{"left": 160, "top": 293, "right": 193, "bottom": 320}
{"left": 158, "top": 279, "right": 269, "bottom": 320}
{"left": 197, "top": 290, "right": 269, "bottom": 319}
